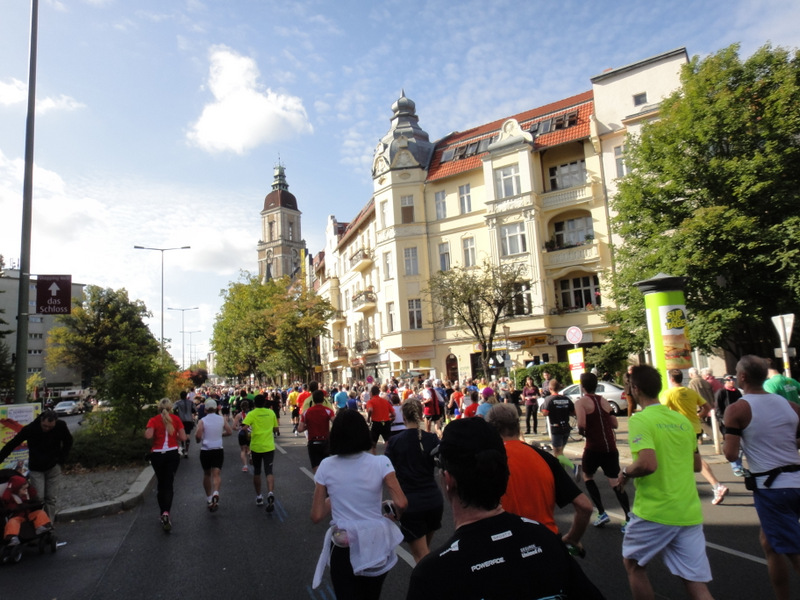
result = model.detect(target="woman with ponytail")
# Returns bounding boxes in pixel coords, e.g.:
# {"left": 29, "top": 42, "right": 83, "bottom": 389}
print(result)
{"left": 145, "top": 398, "right": 187, "bottom": 532}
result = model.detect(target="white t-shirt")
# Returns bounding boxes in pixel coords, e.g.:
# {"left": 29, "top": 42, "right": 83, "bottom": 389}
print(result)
{"left": 200, "top": 413, "right": 225, "bottom": 450}
{"left": 315, "top": 452, "right": 395, "bottom": 523}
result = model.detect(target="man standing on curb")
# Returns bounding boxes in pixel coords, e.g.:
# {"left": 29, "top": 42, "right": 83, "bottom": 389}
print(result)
{"left": 195, "top": 398, "right": 232, "bottom": 512}
{"left": 618, "top": 365, "right": 714, "bottom": 600}
{"left": 0, "top": 409, "right": 72, "bottom": 519}
{"left": 242, "top": 394, "right": 279, "bottom": 513}
{"left": 724, "top": 355, "right": 800, "bottom": 600}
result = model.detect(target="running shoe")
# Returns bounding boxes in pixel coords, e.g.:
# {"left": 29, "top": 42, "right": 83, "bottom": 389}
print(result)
{"left": 620, "top": 521, "right": 628, "bottom": 534}
{"left": 242, "top": 466, "right": 249, "bottom": 472}
{"left": 256, "top": 495, "right": 264, "bottom": 506}
{"left": 266, "top": 493, "right": 275, "bottom": 513}
{"left": 732, "top": 467, "right": 745, "bottom": 477}
{"left": 161, "top": 512, "right": 172, "bottom": 532}
{"left": 210, "top": 492, "right": 219, "bottom": 512}
{"left": 712, "top": 484, "right": 729, "bottom": 505}
{"left": 593, "top": 512, "right": 610, "bottom": 527}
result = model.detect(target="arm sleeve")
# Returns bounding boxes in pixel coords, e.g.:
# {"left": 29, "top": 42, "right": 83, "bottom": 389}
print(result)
{"left": 59, "top": 422, "right": 73, "bottom": 463}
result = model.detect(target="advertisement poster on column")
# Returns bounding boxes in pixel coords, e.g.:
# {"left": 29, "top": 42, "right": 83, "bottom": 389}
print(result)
{"left": 567, "top": 348, "right": 585, "bottom": 384}
{"left": 0, "top": 403, "right": 41, "bottom": 473}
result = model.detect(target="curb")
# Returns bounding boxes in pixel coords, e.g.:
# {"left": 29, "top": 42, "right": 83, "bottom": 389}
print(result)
{"left": 55, "top": 467, "right": 155, "bottom": 523}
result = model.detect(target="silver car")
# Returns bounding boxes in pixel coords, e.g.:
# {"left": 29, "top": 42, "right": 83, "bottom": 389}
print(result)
{"left": 560, "top": 382, "right": 628, "bottom": 415}
{"left": 54, "top": 400, "right": 82, "bottom": 416}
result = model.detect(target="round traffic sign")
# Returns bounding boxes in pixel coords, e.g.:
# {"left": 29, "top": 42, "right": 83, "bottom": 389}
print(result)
{"left": 566, "top": 326, "right": 583, "bottom": 345}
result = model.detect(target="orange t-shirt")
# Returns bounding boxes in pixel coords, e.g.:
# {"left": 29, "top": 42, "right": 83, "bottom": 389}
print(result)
{"left": 366, "top": 395, "right": 392, "bottom": 422}
{"left": 500, "top": 439, "right": 558, "bottom": 534}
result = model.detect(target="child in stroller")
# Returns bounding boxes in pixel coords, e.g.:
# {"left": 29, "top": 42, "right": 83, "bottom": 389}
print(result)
{"left": 0, "top": 469, "right": 56, "bottom": 563}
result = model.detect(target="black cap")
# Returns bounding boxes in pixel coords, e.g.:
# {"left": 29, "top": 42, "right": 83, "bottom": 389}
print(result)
{"left": 435, "top": 417, "right": 505, "bottom": 465}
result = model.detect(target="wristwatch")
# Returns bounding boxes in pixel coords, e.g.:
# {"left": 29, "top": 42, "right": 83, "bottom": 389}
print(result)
{"left": 622, "top": 468, "right": 630, "bottom": 479}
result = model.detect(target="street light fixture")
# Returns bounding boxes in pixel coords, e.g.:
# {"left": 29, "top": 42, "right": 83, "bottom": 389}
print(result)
{"left": 168, "top": 307, "right": 199, "bottom": 369}
{"left": 133, "top": 245, "right": 190, "bottom": 359}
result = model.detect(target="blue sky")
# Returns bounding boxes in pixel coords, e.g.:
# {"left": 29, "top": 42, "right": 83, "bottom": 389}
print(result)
{"left": 1, "top": 0, "right": 798, "bottom": 369}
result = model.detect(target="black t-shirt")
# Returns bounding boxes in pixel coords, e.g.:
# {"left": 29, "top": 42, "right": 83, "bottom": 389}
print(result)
{"left": 407, "top": 512, "right": 605, "bottom": 600}
{"left": 384, "top": 428, "right": 443, "bottom": 511}
{"left": 543, "top": 394, "right": 574, "bottom": 434}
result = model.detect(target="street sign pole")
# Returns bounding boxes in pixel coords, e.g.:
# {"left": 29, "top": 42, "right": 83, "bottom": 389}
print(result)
{"left": 771, "top": 314, "right": 795, "bottom": 376}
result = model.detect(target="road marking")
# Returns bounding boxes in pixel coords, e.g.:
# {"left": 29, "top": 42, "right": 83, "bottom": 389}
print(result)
{"left": 298, "top": 466, "right": 416, "bottom": 568}
{"left": 275, "top": 443, "right": 287, "bottom": 455}
{"left": 605, "top": 510, "right": 768, "bottom": 565}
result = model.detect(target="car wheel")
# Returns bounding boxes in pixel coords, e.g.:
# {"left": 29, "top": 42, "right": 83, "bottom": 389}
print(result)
{"left": 608, "top": 401, "right": 620, "bottom": 415}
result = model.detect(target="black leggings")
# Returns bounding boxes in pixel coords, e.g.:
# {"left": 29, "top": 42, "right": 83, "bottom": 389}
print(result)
{"left": 330, "top": 544, "right": 388, "bottom": 600}
{"left": 525, "top": 405, "right": 538, "bottom": 433}
{"left": 150, "top": 450, "right": 180, "bottom": 513}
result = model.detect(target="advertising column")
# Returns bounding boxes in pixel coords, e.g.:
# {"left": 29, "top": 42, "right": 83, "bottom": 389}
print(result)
{"left": 634, "top": 273, "right": 692, "bottom": 396}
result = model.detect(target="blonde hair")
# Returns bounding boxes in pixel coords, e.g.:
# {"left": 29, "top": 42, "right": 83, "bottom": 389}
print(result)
{"left": 402, "top": 399, "right": 423, "bottom": 425}
{"left": 158, "top": 398, "right": 174, "bottom": 435}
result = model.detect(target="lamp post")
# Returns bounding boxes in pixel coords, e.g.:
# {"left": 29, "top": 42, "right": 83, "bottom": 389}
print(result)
{"left": 503, "top": 324, "right": 513, "bottom": 383}
{"left": 133, "top": 245, "right": 190, "bottom": 359}
{"left": 183, "top": 330, "right": 201, "bottom": 368}
{"left": 168, "top": 307, "right": 198, "bottom": 370}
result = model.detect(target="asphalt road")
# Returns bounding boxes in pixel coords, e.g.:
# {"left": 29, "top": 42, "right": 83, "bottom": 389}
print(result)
{"left": 2, "top": 415, "right": 783, "bottom": 599}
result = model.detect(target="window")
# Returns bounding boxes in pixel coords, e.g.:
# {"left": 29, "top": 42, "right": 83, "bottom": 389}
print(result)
{"left": 548, "top": 159, "right": 586, "bottom": 191}
{"left": 614, "top": 145, "right": 628, "bottom": 178}
{"left": 494, "top": 164, "right": 521, "bottom": 199}
{"left": 439, "top": 242, "right": 451, "bottom": 271}
{"left": 500, "top": 223, "right": 527, "bottom": 256}
{"left": 454, "top": 146, "right": 467, "bottom": 160}
{"left": 539, "top": 119, "right": 552, "bottom": 134}
{"left": 465, "top": 142, "right": 479, "bottom": 157}
{"left": 633, "top": 92, "right": 647, "bottom": 106}
{"left": 441, "top": 148, "right": 456, "bottom": 162}
{"left": 30, "top": 316, "right": 43, "bottom": 323}
{"left": 435, "top": 190, "right": 447, "bottom": 220}
{"left": 459, "top": 184, "right": 471, "bottom": 214}
{"left": 404, "top": 247, "right": 418, "bottom": 275}
{"left": 463, "top": 237, "right": 476, "bottom": 267}
{"left": 558, "top": 274, "right": 601, "bottom": 310}
{"left": 383, "top": 251, "right": 393, "bottom": 280}
{"left": 268, "top": 221, "right": 274, "bottom": 241}
{"left": 508, "top": 282, "right": 532, "bottom": 316}
{"left": 554, "top": 216, "right": 594, "bottom": 247}
{"left": 28, "top": 333, "right": 43, "bottom": 340}
{"left": 408, "top": 299, "right": 423, "bottom": 330}
{"left": 28, "top": 349, "right": 43, "bottom": 355}
{"left": 387, "top": 302, "right": 396, "bottom": 333}
{"left": 401, "top": 195, "right": 414, "bottom": 223}
{"left": 288, "top": 221, "right": 294, "bottom": 241}
{"left": 380, "top": 200, "right": 388, "bottom": 229}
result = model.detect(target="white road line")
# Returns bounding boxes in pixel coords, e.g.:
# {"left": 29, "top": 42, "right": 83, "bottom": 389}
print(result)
{"left": 298, "top": 466, "right": 416, "bottom": 567}
{"left": 605, "top": 510, "right": 767, "bottom": 565}
{"left": 275, "top": 443, "right": 287, "bottom": 455}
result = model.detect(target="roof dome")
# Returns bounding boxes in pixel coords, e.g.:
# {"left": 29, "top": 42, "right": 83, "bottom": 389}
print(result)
{"left": 263, "top": 164, "right": 298, "bottom": 211}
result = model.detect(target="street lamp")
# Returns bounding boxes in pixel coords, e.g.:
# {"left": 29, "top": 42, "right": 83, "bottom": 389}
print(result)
{"left": 133, "top": 245, "right": 190, "bottom": 359}
{"left": 183, "top": 330, "right": 201, "bottom": 368}
{"left": 168, "top": 307, "right": 198, "bottom": 370}
{"left": 503, "top": 324, "right": 512, "bottom": 382}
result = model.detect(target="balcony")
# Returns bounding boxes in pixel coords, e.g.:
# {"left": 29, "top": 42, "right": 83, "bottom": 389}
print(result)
{"left": 540, "top": 183, "right": 594, "bottom": 212}
{"left": 354, "top": 338, "right": 379, "bottom": 354}
{"left": 350, "top": 248, "right": 374, "bottom": 272}
{"left": 353, "top": 290, "right": 377, "bottom": 312}
{"left": 330, "top": 310, "right": 345, "bottom": 323}
{"left": 541, "top": 241, "right": 600, "bottom": 270}
{"left": 332, "top": 345, "right": 348, "bottom": 359}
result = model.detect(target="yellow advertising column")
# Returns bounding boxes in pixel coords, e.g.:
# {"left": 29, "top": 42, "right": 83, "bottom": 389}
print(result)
{"left": 634, "top": 273, "right": 692, "bottom": 396}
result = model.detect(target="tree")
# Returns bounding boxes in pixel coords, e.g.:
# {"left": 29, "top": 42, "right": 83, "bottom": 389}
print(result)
{"left": 46, "top": 286, "right": 161, "bottom": 385}
{"left": 426, "top": 260, "right": 531, "bottom": 377}
{"left": 609, "top": 43, "right": 800, "bottom": 360}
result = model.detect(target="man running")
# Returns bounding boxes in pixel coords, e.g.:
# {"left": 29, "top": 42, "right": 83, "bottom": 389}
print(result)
{"left": 365, "top": 385, "right": 394, "bottom": 453}
{"left": 242, "top": 394, "right": 279, "bottom": 513}
{"left": 298, "top": 390, "right": 335, "bottom": 472}
{"left": 174, "top": 391, "right": 196, "bottom": 458}
{"left": 574, "top": 372, "right": 631, "bottom": 531}
{"left": 195, "top": 398, "right": 232, "bottom": 511}
{"left": 541, "top": 379, "right": 578, "bottom": 476}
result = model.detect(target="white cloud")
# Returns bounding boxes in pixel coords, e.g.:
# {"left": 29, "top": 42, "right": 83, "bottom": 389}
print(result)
{"left": 187, "top": 45, "right": 313, "bottom": 154}
{"left": 0, "top": 79, "right": 27, "bottom": 106}
{"left": 0, "top": 78, "right": 84, "bottom": 114}
{"left": 37, "top": 94, "right": 86, "bottom": 114}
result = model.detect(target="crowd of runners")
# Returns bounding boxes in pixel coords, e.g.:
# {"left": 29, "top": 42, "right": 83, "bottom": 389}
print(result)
{"left": 138, "top": 357, "right": 800, "bottom": 600}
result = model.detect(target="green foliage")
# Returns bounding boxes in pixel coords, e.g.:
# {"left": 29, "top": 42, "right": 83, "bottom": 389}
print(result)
{"left": 610, "top": 43, "right": 800, "bottom": 358}
{"left": 0, "top": 342, "right": 13, "bottom": 393}
{"left": 95, "top": 350, "right": 169, "bottom": 435}
{"left": 66, "top": 422, "right": 151, "bottom": 469}
{"left": 212, "top": 273, "right": 334, "bottom": 381}
{"left": 426, "top": 260, "right": 531, "bottom": 377}
{"left": 47, "top": 285, "right": 160, "bottom": 384}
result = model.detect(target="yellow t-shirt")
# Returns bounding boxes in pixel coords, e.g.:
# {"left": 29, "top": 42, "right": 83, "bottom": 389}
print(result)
{"left": 662, "top": 386, "right": 705, "bottom": 435}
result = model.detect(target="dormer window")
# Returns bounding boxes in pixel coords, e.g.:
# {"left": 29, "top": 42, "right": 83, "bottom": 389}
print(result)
{"left": 633, "top": 92, "right": 647, "bottom": 106}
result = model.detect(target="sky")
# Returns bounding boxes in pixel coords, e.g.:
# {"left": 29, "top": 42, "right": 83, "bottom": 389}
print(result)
{"left": 1, "top": 0, "right": 799, "bottom": 370}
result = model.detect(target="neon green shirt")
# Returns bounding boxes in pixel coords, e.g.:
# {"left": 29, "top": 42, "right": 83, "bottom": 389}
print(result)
{"left": 242, "top": 407, "right": 278, "bottom": 453}
{"left": 662, "top": 386, "right": 705, "bottom": 435}
{"left": 764, "top": 375, "right": 800, "bottom": 406}
{"left": 629, "top": 404, "right": 703, "bottom": 526}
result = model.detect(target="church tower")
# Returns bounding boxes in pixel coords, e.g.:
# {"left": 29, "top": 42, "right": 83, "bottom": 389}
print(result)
{"left": 257, "top": 163, "right": 305, "bottom": 283}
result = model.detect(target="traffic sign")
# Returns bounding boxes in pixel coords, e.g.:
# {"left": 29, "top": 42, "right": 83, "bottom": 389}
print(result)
{"left": 35, "top": 275, "right": 72, "bottom": 315}
{"left": 566, "top": 326, "right": 583, "bottom": 345}
{"left": 771, "top": 314, "right": 795, "bottom": 344}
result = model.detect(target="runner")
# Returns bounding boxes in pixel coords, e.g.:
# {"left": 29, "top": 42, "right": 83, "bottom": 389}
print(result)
{"left": 242, "top": 394, "right": 280, "bottom": 512}
{"left": 365, "top": 385, "right": 394, "bottom": 453}
{"left": 541, "top": 379, "right": 579, "bottom": 477}
{"left": 233, "top": 399, "right": 251, "bottom": 472}
{"left": 195, "top": 398, "right": 232, "bottom": 512}
{"left": 298, "top": 389, "right": 336, "bottom": 473}
{"left": 174, "top": 390, "right": 196, "bottom": 458}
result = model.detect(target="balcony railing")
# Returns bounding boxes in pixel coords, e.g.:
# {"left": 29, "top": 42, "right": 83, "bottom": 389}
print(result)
{"left": 353, "top": 290, "right": 377, "bottom": 312}
{"left": 541, "top": 241, "right": 599, "bottom": 269}
{"left": 354, "top": 339, "right": 378, "bottom": 354}
{"left": 333, "top": 346, "right": 349, "bottom": 358}
{"left": 541, "top": 183, "right": 594, "bottom": 211}
{"left": 350, "top": 248, "right": 374, "bottom": 272}
{"left": 330, "top": 310, "right": 345, "bottom": 323}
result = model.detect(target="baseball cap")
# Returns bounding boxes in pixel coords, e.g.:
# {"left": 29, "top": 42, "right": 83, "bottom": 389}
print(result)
{"left": 481, "top": 386, "right": 495, "bottom": 399}
{"left": 204, "top": 398, "right": 217, "bottom": 411}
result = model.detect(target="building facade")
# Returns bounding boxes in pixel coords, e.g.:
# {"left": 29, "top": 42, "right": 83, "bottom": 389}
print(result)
{"left": 312, "top": 49, "right": 689, "bottom": 385}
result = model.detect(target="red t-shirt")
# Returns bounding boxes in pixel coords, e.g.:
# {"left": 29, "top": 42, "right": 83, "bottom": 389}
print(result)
{"left": 146, "top": 413, "right": 185, "bottom": 452}
{"left": 302, "top": 404, "right": 335, "bottom": 440}
{"left": 366, "top": 395, "right": 392, "bottom": 422}
{"left": 501, "top": 440, "right": 558, "bottom": 534}
{"left": 462, "top": 402, "right": 479, "bottom": 418}
{"left": 297, "top": 391, "right": 311, "bottom": 414}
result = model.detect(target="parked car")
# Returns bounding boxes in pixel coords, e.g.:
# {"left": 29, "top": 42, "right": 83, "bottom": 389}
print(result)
{"left": 560, "top": 381, "right": 628, "bottom": 415}
{"left": 54, "top": 400, "right": 82, "bottom": 416}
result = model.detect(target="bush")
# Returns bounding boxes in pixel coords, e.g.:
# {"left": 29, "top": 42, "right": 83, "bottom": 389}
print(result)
{"left": 66, "top": 412, "right": 152, "bottom": 469}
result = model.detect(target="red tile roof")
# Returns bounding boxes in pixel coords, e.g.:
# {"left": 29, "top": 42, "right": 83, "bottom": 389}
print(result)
{"left": 427, "top": 90, "right": 594, "bottom": 182}
{"left": 337, "top": 197, "right": 375, "bottom": 250}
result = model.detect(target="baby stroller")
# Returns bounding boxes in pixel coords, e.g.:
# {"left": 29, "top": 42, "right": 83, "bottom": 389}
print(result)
{"left": 0, "top": 469, "right": 57, "bottom": 564}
